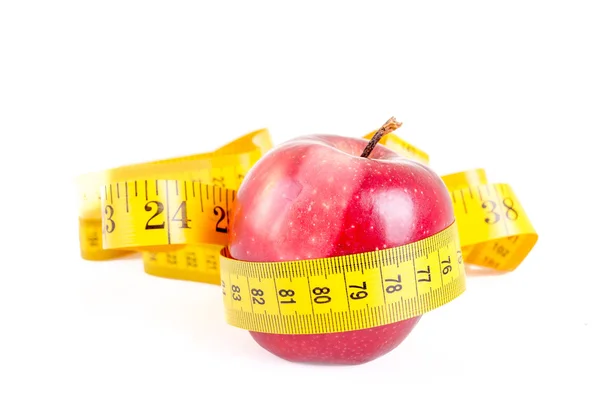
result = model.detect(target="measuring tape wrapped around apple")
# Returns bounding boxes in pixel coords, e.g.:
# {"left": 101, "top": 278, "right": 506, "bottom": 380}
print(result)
{"left": 76, "top": 118, "right": 537, "bottom": 364}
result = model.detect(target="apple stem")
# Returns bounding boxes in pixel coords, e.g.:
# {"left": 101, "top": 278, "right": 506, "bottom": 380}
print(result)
{"left": 360, "top": 117, "right": 403, "bottom": 158}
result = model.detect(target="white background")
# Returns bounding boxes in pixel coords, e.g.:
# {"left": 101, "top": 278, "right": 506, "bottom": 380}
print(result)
{"left": 1, "top": 1, "right": 599, "bottom": 399}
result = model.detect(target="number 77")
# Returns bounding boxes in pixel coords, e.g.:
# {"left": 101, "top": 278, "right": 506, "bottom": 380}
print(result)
{"left": 417, "top": 265, "right": 431, "bottom": 282}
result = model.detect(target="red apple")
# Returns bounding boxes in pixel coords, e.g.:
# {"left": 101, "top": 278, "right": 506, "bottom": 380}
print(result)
{"left": 228, "top": 119, "right": 455, "bottom": 365}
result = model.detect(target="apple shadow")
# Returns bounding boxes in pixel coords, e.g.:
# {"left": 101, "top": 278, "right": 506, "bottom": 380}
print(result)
{"left": 464, "top": 263, "right": 510, "bottom": 277}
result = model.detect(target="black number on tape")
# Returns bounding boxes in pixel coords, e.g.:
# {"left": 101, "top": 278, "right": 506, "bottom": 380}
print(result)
{"left": 232, "top": 285, "right": 242, "bottom": 301}
{"left": 186, "top": 252, "right": 197, "bottom": 267}
{"left": 417, "top": 266, "right": 432, "bottom": 282}
{"left": 87, "top": 237, "right": 98, "bottom": 247}
{"left": 145, "top": 201, "right": 165, "bottom": 230}
{"left": 503, "top": 197, "right": 519, "bottom": 220}
{"left": 385, "top": 274, "right": 403, "bottom": 293}
{"left": 87, "top": 231, "right": 99, "bottom": 247}
{"left": 441, "top": 256, "right": 452, "bottom": 275}
{"left": 251, "top": 288, "right": 265, "bottom": 305}
{"left": 493, "top": 242, "right": 510, "bottom": 257}
{"left": 104, "top": 205, "right": 116, "bottom": 233}
{"left": 483, "top": 197, "right": 519, "bottom": 224}
{"left": 167, "top": 254, "right": 177, "bottom": 265}
{"left": 482, "top": 200, "right": 500, "bottom": 224}
{"left": 312, "top": 287, "right": 331, "bottom": 304}
{"left": 172, "top": 201, "right": 191, "bottom": 229}
{"left": 483, "top": 256, "right": 500, "bottom": 269}
{"left": 212, "top": 176, "right": 225, "bottom": 187}
{"left": 279, "top": 289, "right": 296, "bottom": 304}
{"left": 206, "top": 254, "right": 217, "bottom": 270}
{"left": 349, "top": 282, "right": 368, "bottom": 300}
{"left": 213, "top": 206, "right": 228, "bottom": 233}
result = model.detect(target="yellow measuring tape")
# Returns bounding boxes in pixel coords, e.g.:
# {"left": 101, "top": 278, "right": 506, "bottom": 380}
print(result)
{"left": 220, "top": 222, "right": 464, "bottom": 334}
{"left": 77, "top": 128, "right": 273, "bottom": 282}
{"left": 442, "top": 169, "right": 537, "bottom": 272}
{"left": 76, "top": 125, "right": 538, "bottom": 335}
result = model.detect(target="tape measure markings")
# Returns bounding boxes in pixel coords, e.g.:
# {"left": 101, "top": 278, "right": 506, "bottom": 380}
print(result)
{"left": 496, "top": 184, "right": 510, "bottom": 235}
{"left": 446, "top": 180, "right": 537, "bottom": 271}
{"left": 100, "top": 178, "right": 236, "bottom": 250}
{"left": 142, "top": 243, "right": 223, "bottom": 284}
{"left": 224, "top": 278, "right": 465, "bottom": 335}
{"left": 78, "top": 218, "right": 135, "bottom": 261}
{"left": 458, "top": 188, "right": 468, "bottom": 214}
{"left": 220, "top": 222, "right": 465, "bottom": 334}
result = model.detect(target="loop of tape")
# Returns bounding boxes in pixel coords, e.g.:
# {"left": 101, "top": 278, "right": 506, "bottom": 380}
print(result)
{"left": 76, "top": 127, "right": 538, "bottom": 334}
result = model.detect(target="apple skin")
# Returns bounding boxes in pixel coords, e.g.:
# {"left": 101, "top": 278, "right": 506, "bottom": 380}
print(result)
{"left": 227, "top": 134, "right": 455, "bottom": 365}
